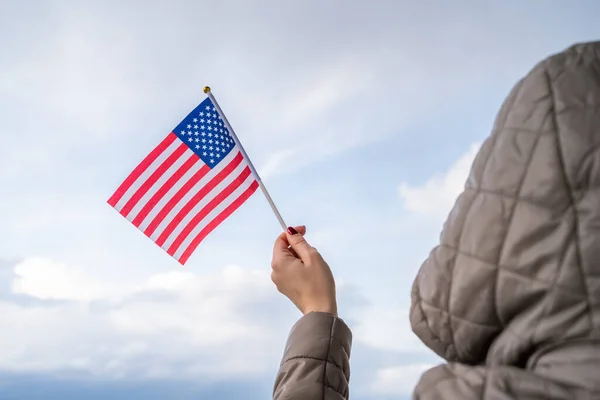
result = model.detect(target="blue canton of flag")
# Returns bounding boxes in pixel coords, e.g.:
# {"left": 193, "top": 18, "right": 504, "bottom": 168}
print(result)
{"left": 173, "top": 98, "right": 236, "bottom": 167}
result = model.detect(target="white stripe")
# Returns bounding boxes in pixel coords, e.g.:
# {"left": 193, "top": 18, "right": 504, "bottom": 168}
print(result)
{"left": 157, "top": 157, "right": 249, "bottom": 249}
{"left": 114, "top": 139, "right": 183, "bottom": 213}
{"left": 137, "top": 156, "right": 203, "bottom": 232}
{"left": 173, "top": 174, "right": 256, "bottom": 260}
{"left": 125, "top": 148, "right": 195, "bottom": 223}
{"left": 139, "top": 148, "right": 239, "bottom": 233}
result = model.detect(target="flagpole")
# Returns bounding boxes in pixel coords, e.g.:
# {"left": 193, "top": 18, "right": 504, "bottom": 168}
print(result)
{"left": 203, "top": 86, "right": 287, "bottom": 231}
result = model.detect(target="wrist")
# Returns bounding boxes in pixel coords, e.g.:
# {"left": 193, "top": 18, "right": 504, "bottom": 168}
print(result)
{"left": 303, "top": 303, "right": 338, "bottom": 317}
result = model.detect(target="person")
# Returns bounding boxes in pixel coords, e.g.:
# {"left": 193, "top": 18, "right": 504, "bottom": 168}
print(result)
{"left": 270, "top": 40, "right": 600, "bottom": 399}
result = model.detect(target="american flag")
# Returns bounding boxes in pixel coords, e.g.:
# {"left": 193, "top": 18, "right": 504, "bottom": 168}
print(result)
{"left": 108, "top": 97, "right": 259, "bottom": 265}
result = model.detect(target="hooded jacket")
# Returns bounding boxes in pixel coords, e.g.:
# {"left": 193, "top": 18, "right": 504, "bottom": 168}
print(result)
{"left": 273, "top": 41, "right": 600, "bottom": 400}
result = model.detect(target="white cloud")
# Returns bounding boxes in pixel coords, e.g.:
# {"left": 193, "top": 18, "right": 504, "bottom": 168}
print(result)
{"left": 0, "top": 1, "right": 553, "bottom": 184}
{"left": 1, "top": 256, "right": 434, "bottom": 390}
{"left": 12, "top": 257, "right": 106, "bottom": 301}
{"left": 399, "top": 143, "right": 480, "bottom": 220}
{"left": 351, "top": 306, "right": 427, "bottom": 353}
{"left": 372, "top": 363, "right": 436, "bottom": 396}
{"left": 0, "top": 258, "right": 296, "bottom": 381}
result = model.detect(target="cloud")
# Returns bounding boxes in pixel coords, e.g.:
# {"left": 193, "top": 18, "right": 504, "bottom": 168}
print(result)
{"left": 351, "top": 307, "right": 427, "bottom": 353}
{"left": 0, "top": 256, "right": 437, "bottom": 400}
{"left": 398, "top": 143, "right": 480, "bottom": 220}
{"left": 12, "top": 257, "right": 106, "bottom": 301}
{"left": 0, "top": 1, "right": 567, "bottom": 184}
{"left": 372, "top": 363, "right": 436, "bottom": 396}
{"left": 2, "top": 257, "right": 429, "bottom": 384}
{"left": 0, "top": 257, "right": 296, "bottom": 381}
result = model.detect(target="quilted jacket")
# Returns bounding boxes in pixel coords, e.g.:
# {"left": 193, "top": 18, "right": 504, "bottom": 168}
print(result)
{"left": 273, "top": 41, "right": 600, "bottom": 399}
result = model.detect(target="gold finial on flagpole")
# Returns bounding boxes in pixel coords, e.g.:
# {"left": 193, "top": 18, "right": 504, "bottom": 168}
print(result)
{"left": 203, "top": 86, "right": 211, "bottom": 93}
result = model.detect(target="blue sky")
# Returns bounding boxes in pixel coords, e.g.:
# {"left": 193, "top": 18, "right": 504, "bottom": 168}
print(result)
{"left": 1, "top": 1, "right": 599, "bottom": 398}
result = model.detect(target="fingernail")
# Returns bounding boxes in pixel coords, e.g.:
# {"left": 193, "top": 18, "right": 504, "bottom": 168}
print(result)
{"left": 287, "top": 226, "right": 298, "bottom": 235}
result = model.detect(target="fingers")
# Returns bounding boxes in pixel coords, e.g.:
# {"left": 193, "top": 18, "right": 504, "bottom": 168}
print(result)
{"left": 286, "top": 226, "right": 314, "bottom": 260}
{"left": 272, "top": 225, "right": 306, "bottom": 260}
{"left": 273, "top": 225, "right": 305, "bottom": 251}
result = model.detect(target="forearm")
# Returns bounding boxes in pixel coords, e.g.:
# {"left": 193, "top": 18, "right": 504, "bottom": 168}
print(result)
{"left": 273, "top": 312, "right": 352, "bottom": 400}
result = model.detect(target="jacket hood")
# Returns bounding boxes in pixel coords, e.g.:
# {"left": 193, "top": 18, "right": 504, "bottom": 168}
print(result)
{"left": 410, "top": 41, "right": 600, "bottom": 395}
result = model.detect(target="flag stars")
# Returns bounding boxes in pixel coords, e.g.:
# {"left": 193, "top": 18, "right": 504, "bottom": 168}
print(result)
{"left": 176, "top": 101, "right": 238, "bottom": 168}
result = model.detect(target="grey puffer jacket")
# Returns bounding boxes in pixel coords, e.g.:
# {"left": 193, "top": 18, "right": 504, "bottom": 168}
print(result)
{"left": 273, "top": 41, "right": 600, "bottom": 399}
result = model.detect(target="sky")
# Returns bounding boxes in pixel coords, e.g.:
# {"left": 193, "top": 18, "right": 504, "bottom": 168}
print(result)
{"left": 0, "top": 1, "right": 599, "bottom": 399}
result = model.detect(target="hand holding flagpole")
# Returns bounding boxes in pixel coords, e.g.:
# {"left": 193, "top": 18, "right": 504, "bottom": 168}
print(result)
{"left": 203, "top": 86, "right": 287, "bottom": 231}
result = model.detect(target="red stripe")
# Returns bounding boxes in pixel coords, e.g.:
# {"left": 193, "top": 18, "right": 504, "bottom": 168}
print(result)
{"left": 107, "top": 133, "right": 177, "bottom": 207}
{"left": 155, "top": 151, "right": 244, "bottom": 246}
{"left": 143, "top": 164, "right": 210, "bottom": 237}
{"left": 120, "top": 143, "right": 188, "bottom": 217}
{"left": 178, "top": 180, "right": 259, "bottom": 265}
{"left": 132, "top": 154, "right": 199, "bottom": 227}
{"left": 167, "top": 166, "right": 252, "bottom": 256}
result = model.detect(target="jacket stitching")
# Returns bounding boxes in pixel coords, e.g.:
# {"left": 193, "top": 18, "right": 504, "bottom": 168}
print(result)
{"left": 438, "top": 244, "right": 592, "bottom": 295}
{"left": 556, "top": 103, "right": 600, "bottom": 114}
{"left": 543, "top": 65, "right": 594, "bottom": 333}
{"left": 465, "top": 183, "right": 600, "bottom": 202}
{"left": 481, "top": 368, "right": 489, "bottom": 399}
{"left": 447, "top": 184, "right": 479, "bottom": 359}
{"left": 416, "top": 365, "right": 481, "bottom": 397}
{"left": 492, "top": 79, "right": 543, "bottom": 331}
{"left": 281, "top": 356, "right": 346, "bottom": 378}
{"left": 322, "top": 318, "right": 335, "bottom": 400}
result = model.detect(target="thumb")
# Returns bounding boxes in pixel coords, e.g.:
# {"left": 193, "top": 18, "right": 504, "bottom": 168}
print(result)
{"left": 286, "top": 226, "right": 313, "bottom": 260}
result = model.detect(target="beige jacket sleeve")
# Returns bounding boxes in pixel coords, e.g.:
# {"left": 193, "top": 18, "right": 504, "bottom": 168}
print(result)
{"left": 273, "top": 312, "right": 352, "bottom": 400}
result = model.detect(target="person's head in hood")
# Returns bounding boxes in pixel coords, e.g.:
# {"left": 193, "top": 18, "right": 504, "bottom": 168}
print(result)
{"left": 410, "top": 40, "right": 600, "bottom": 398}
